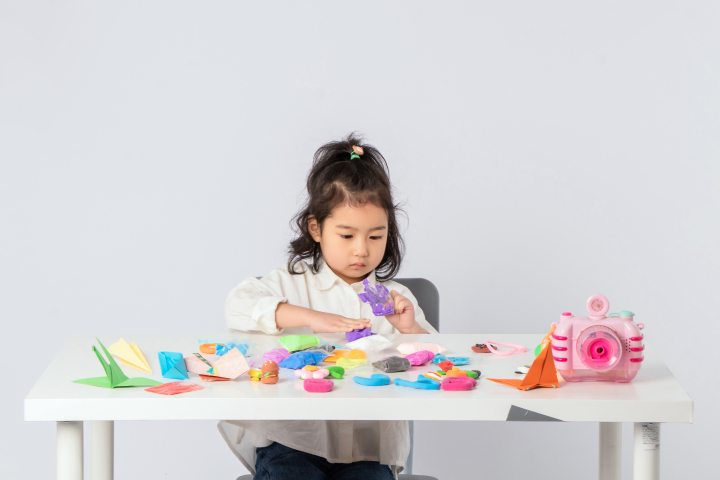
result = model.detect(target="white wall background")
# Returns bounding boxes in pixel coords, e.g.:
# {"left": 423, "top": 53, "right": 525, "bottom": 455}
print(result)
{"left": 2, "top": 1, "right": 718, "bottom": 478}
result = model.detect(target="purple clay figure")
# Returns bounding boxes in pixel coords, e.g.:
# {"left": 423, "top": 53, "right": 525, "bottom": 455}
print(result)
{"left": 346, "top": 328, "right": 376, "bottom": 342}
{"left": 358, "top": 278, "right": 394, "bottom": 317}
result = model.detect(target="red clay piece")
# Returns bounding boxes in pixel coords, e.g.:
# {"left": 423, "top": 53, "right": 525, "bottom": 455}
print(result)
{"left": 438, "top": 360, "right": 455, "bottom": 372}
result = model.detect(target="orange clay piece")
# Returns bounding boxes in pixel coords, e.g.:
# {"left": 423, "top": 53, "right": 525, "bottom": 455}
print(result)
{"left": 199, "top": 343, "right": 223, "bottom": 354}
{"left": 324, "top": 350, "right": 349, "bottom": 363}
{"left": 446, "top": 367, "right": 468, "bottom": 378}
{"left": 305, "top": 365, "right": 319, "bottom": 372}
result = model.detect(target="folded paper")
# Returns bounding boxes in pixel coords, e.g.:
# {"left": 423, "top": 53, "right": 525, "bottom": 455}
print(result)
{"left": 487, "top": 343, "right": 559, "bottom": 391}
{"left": 158, "top": 351, "right": 189, "bottom": 380}
{"left": 183, "top": 349, "right": 249, "bottom": 380}
{"left": 108, "top": 338, "right": 153, "bottom": 373}
{"left": 73, "top": 338, "right": 162, "bottom": 389}
{"left": 145, "top": 381, "right": 203, "bottom": 395}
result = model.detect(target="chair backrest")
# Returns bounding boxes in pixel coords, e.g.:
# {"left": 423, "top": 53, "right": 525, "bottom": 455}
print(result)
{"left": 393, "top": 278, "right": 440, "bottom": 333}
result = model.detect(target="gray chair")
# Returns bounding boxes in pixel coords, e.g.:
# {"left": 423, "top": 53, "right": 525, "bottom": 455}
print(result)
{"left": 238, "top": 277, "right": 440, "bottom": 480}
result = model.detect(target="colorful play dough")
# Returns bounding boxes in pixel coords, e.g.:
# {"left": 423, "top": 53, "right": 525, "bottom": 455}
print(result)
{"left": 279, "top": 335, "right": 320, "bottom": 353}
{"left": 346, "top": 327, "right": 375, "bottom": 342}
{"left": 437, "top": 360, "right": 454, "bottom": 372}
{"left": 446, "top": 367, "right": 468, "bottom": 378}
{"left": 295, "top": 366, "right": 330, "bottom": 380}
{"left": 279, "top": 351, "right": 327, "bottom": 369}
{"left": 354, "top": 374, "right": 391, "bottom": 386}
{"left": 372, "top": 356, "right": 411, "bottom": 373}
{"left": 337, "top": 357, "right": 368, "bottom": 369}
{"left": 324, "top": 349, "right": 366, "bottom": 363}
{"left": 433, "top": 354, "right": 470, "bottom": 366}
{"left": 325, "top": 366, "right": 345, "bottom": 379}
{"left": 404, "top": 350, "right": 435, "bottom": 366}
{"left": 358, "top": 278, "right": 394, "bottom": 316}
{"left": 199, "top": 343, "right": 223, "bottom": 354}
{"left": 441, "top": 377, "right": 477, "bottom": 391}
{"left": 263, "top": 348, "right": 290, "bottom": 363}
{"left": 394, "top": 375, "right": 441, "bottom": 390}
{"left": 423, "top": 372, "right": 444, "bottom": 382}
{"left": 304, "top": 378, "right": 334, "bottom": 393}
{"left": 260, "top": 360, "right": 280, "bottom": 384}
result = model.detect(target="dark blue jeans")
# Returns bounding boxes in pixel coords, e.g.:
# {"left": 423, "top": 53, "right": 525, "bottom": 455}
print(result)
{"left": 254, "top": 442, "right": 394, "bottom": 480}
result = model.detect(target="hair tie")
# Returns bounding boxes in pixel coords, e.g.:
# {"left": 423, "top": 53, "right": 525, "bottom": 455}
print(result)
{"left": 350, "top": 145, "right": 364, "bottom": 160}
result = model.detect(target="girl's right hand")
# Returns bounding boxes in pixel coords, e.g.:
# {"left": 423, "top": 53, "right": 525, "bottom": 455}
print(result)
{"left": 308, "top": 313, "right": 372, "bottom": 334}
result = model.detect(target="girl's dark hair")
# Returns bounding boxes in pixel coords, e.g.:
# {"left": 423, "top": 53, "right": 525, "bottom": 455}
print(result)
{"left": 288, "top": 133, "right": 404, "bottom": 281}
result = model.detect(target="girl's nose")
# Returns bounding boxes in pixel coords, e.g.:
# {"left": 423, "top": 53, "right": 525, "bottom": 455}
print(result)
{"left": 354, "top": 239, "right": 369, "bottom": 256}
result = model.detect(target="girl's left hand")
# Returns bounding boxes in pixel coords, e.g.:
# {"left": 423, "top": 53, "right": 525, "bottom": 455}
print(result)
{"left": 385, "top": 290, "right": 425, "bottom": 334}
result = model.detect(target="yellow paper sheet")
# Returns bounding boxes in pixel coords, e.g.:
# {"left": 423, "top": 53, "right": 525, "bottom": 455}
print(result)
{"left": 108, "top": 338, "right": 153, "bottom": 373}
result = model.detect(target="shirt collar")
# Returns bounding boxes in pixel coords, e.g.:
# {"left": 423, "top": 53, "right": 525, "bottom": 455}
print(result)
{"left": 312, "top": 257, "right": 377, "bottom": 291}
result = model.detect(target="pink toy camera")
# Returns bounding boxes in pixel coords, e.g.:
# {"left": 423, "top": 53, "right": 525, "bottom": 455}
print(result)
{"left": 552, "top": 294, "right": 645, "bottom": 383}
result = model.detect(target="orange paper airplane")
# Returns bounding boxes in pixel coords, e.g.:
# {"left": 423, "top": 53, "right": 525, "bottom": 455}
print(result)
{"left": 487, "top": 343, "right": 559, "bottom": 390}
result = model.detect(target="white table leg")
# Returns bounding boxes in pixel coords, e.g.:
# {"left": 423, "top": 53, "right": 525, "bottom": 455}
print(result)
{"left": 91, "top": 421, "right": 114, "bottom": 480}
{"left": 599, "top": 422, "right": 622, "bottom": 480}
{"left": 633, "top": 423, "right": 660, "bottom": 479}
{"left": 57, "top": 421, "right": 83, "bottom": 480}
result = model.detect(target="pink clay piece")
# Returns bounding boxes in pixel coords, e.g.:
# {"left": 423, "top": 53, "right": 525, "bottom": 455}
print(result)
{"left": 304, "top": 378, "right": 334, "bottom": 393}
{"left": 441, "top": 377, "right": 477, "bottom": 391}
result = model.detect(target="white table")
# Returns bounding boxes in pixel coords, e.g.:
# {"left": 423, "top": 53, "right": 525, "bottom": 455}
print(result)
{"left": 25, "top": 333, "right": 693, "bottom": 480}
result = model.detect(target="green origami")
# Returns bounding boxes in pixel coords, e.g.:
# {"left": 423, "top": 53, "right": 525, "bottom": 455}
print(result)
{"left": 73, "top": 338, "right": 163, "bottom": 389}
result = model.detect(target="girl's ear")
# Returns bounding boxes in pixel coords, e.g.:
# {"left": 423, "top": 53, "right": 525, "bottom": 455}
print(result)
{"left": 308, "top": 216, "right": 321, "bottom": 242}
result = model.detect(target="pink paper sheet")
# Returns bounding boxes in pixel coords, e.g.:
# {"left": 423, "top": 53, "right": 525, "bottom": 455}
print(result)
{"left": 145, "top": 382, "right": 204, "bottom": 395}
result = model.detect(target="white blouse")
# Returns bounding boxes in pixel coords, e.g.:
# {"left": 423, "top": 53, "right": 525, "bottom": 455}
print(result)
{"left": 217, "top": 258, "right": 437, "bottom": 476}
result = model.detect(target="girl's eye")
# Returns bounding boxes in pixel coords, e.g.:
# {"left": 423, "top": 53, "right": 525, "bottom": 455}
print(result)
{"left": 341, "top": 235, "right": 353, "bottom": 239}
{"left": 370, "top": 236, "right": 383, "bottom": 240}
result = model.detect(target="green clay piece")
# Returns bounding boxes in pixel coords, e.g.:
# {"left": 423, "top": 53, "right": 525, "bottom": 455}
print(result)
{"left": 436, "top": 370, "right": 446, "bottom": 375}
{"left": 326, "top": 366, "right": 345, "bottom": 379}
{"left": 279, "top": 335, "right": 320, "bottom": 353}
{"left": 535, "top": 344, "right": 542, "bottom": 356}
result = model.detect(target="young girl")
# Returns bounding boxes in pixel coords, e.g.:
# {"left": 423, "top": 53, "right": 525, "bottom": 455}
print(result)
{"left": 218, "top": 134, "right": 437, "bottom": 480}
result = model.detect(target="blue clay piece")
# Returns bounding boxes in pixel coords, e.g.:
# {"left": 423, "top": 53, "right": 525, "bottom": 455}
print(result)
{"left": 279, "top": 351, "right": 328, "bottom": 369}
{"left": 432, "top": 354, "right": 469, "bottom": 366}
{"left": 393, "top": 375, "right": 441, "bottom": 390}
{"left": 433, "top": 354, "right": 448, "bottom": 364}
{"left": 448, "top": 356, "right": 469, "bottom": 366}
{"left": 354, "top": 374, "right": 391, "bottom": 386}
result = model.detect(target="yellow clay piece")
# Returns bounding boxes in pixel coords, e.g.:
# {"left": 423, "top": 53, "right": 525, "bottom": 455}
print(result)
{"left": 337, "top": 358, "right": 367, "bottom": 369}
{"left": 248, "top": 369, "right": 262, "bottom": 381}
{"left": 305, "top": 365, "right": 319, "bottom": 371}
{"left": 346, "top": 349, "right": 367, "bottom": 360}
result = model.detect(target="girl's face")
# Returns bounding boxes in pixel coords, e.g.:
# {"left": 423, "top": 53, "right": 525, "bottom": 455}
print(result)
{"left": 309, "top": 203, "right": 389, "bottom": 285}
